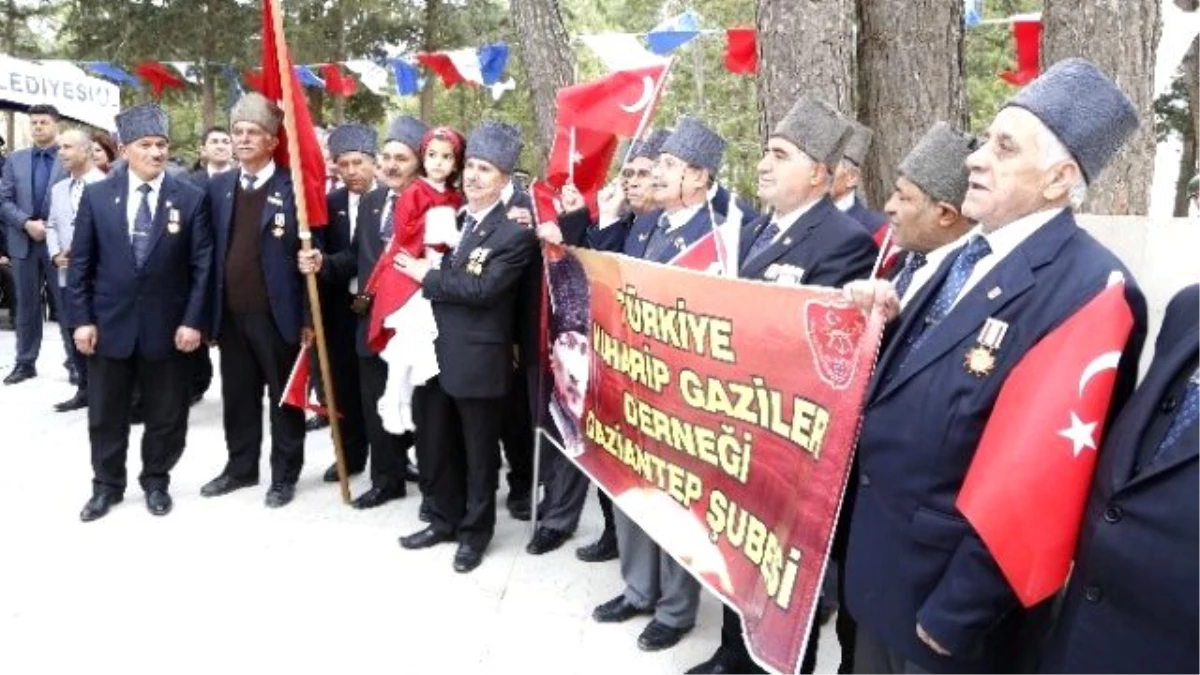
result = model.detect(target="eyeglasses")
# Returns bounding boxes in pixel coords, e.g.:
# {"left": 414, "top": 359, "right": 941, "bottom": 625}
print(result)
{"left": 621, "top": 168, "right": 652, "bottom": 180}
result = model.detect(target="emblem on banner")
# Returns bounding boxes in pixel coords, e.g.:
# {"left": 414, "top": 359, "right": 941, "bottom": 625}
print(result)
{"left": 804, "top": 297, "right": 868, "bottom": 390}
{"left": 964, "top": 317, "right": 1008, "bottom": 377}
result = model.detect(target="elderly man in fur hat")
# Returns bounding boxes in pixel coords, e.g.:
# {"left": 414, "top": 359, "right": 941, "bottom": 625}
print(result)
{"left": 831, "top": 120, "right": 889, "bottom": 240}
{"left": 392, "top": 120, "right": 538, "bottom": 574}
{"left": 841, "top": 58, "right": 1148, "bottom": 674}
{"left": 69, "top": 104, "right": 212, "bottom": 522}
{"left": 199, "top": 92, "right": 313, "bottom": 509}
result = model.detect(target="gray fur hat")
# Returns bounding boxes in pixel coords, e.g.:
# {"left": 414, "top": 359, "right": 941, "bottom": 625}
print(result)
{"left": 230, "top": 92, "right": 283, "bottom": 136}
{"left": 115, "top": 104, "right": 169, "bottom": 144}
{"left": 772, "top": 96, "right": 853, "bottom": 171}
{"left": 899, "top": 122, "right": 977, "bottom": 207}
{"left": 466, "top": 120, "right": 522, "bottom": 174}
{"left": 1003, "top": 57, "right": 1138, "bottom": 184}
{"left": 328, "top": 123, "right": 377, "bottom": 159}
{"left": 386, "top": 115, "right": 429, "bottom": 153}
{"left": 841, "top": 120, "right": 874, "bottom": 166}
{"left": 631, "top": 129, "right": 671, "bottom": 161}
{"left": 660, "top": 117, "right": 725, "bottom": 175}
{"left": 548, "top": 253, "right": 590, "bottom": 337}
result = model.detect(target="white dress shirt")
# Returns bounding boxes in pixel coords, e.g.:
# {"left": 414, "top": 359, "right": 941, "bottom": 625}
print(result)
{"left": 945, "top": 207, "right": 1064, "bottom": 311}
{"left": 126, "top": 171, "right": 166, "bottom": 237}
{"left": 662, "top": 202, "right": 704, "bottom": 232}
{"left": 239, "top": 160, "right": 276, "bottom": 192}
{"left": 897, "top": 233, "right": 969, "bottom": 310}
{"left": 834, "top": 192, "right": 857, "bottom": 212}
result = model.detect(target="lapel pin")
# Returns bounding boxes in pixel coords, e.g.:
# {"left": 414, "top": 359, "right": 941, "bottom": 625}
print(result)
{"left": 987, "top": 286, "right": 1002, "bottom": 300}
{"left": 782, "top": 237, "right": 793, "bottom": 246}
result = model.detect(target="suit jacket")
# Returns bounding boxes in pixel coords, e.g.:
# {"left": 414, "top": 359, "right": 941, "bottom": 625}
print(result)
{"left": 1039, "top": 284, "right": 1199, "bottom": 674}
{"left": 712, "top": 183, "right": 759, "bottom": 228}
{"left": 738, "top": 196, "right": 878, "bottom": 285}
{"left": 66, "top": 171, "right": 212, "bottom": 360}
{"left": 506, "top": 184, "right": 544, "bottom": 371}
{"left": 323, "top": 186, "right": 392, "bottom": 357}
{"left": 845, "top": 194, "right": 888, "bottom": 238}
{"left": 47, "top": 169, "right": 107, "bottom": 288}
{"left": 590, "top": 206, "right": 718, "bottom": 265}
{"left": 0, "top": 146, "right": 67, "bottom": 259}
{"left": 423, "top": 205, "right": 538, "bottom": 399}
{"left": 844, "top": 209, "right": 1148, "bottom": 672}
{"left": 208, "top": 167, "right": 307, "bottom": 343}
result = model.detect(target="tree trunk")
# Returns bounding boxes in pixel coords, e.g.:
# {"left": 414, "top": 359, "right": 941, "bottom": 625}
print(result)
{"left": 419, "top": 0, "right": 439, "bottom": 123}
{"left": 755, "top": 0, "right": 855, "bottom": 142}
{"left": 1174, "top": 36, "right": 1198, "bottom": 217}
{"left": 509, "top": 0, "right": 575, "bottom": 160}
{"left": 856, "top": 0, "right": 966, "bottom": 209}
{"left": 200, "top": 0, "right": 218, "bottom": 129}
{"left": 1041, "top": 0, "right": 1161, "bottom": 215}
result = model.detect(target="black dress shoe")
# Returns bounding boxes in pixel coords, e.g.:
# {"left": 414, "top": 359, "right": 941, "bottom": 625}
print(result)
{"left": 592, "top": 594, "right": 652, "bottom": 624}
{"left": 399, "top": 526, "right": 453, "bottom": 550}
{"left": 453, "top": 543, "right": 485, "bottom": 573}
{"left": 80, "top": 492, "right": 123, "bottom": 522}
{"left": 53, "top": 391, "right": 88, "bottom": 412}
{"left": 418, "top": 498, "right": 432, "bottom": 523}
{"left": 507, "top": 494, "right": 532, "bottom": 521}
{"left": 351, "top": 485, "right": 405, "bottom": 510}
{"left": 526, "top": 527, "right": 571, "bottom": 555}
{"left": 576, "top": 533, "right": 619, "bottom": 563}
{"left": 685, "top": 648, "right": 752, "bottom": 674}
{"left": 265, "top": 483, "right": 296, "bottom": 508}
{"left": 403, "top": 462, "right": 420, "bottom": 483}
{"left": 200, "top": 474, "right": 259, "bottom": 497}
{"left": 145, "top": 489, "right": 173, "bottom": 516}
{"left": 3, "top": 366, "right": 35, "bottom": 385}
{"left": 322, "top": 463, "right": 364, "bottom": 483}
{"left": 306, "top": 415, "right": 330, "bottom": 432}
{"left": 637, "top": 619, "right": 692, "bottom": 652}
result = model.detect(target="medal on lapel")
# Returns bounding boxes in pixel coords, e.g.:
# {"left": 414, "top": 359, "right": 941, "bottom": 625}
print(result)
{"left": 272, "top": 212, "right": 285, "bottom": 238}
{"left": 167, "top": 207, "right": 181, "bottom": 234}
{"left": 673, "top": 236, "right": 685, "bottom": 251}
{"left": 964, "top": 317, "right": 1009, "bottom": 378}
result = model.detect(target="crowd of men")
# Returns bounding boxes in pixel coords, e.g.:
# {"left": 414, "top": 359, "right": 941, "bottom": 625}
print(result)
{"left": 0, "top": 55, "right": 1196, "bottom": 674}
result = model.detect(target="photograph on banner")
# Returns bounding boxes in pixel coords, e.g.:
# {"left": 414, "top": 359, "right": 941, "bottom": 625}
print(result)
{"left": 543, "top": 243, "right": 884, "bottom": 674}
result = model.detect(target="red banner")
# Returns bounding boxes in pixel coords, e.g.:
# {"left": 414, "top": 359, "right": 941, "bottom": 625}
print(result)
{"left": 543, "top": 245, "right": 882, "bottom": 673}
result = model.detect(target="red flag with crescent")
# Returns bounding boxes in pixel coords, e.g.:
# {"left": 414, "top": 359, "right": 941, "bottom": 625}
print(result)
{"left": 556, "top": 64, "right": 669, "bottom": 138}
{"left": 957, "top": 281, "right": 1135, "bottom": 606}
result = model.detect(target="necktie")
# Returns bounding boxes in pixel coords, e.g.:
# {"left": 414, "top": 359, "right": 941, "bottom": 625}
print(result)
{"left": 242, "top": 173, "right": 257, "bottom": 192}
{"left": 904, "top": 235, "right": 992, "bottom": 358}
{"left": 743, "top": 219, "right": 781, "bottom": 268}
{"left": 131, "top": 183, "right": 154, "bottom": 268}
{"left": 32, "top": 149, "right": 52, "bottom": 219}
{"left": 643, "top": 212, "right": 674, "bottom": 262}
{"left": 892, "top": 251, "right": 928, "bottom": 299}
{"left": 1151, "top": 369, "right": 1199, "bottom": 466}
{"left": 452, "top": 214, "right": 478, "bottom": 265}
{"left": 380, "top": 191, "right": 396, "bottom": 240}
{"left": 69, "top": 178, "right": 84, "bottom": 216}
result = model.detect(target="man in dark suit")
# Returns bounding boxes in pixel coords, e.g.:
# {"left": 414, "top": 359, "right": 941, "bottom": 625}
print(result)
{"left": 832, "top": 120, "right": 888, "bottom": 240}
{"left": 687, "top": 95, "right": 879, "bottom": 675}
{"left": 1038, "top": 284, "right": 1198, "bottom": 673}
{"left": 199, "top": 93, "right": 311, "bottom": 509}
{"left": 299, "top": 119, "right": 427, "bottom": 510}
{"left": 840, "top": 58, "right": 1148, "bottom": 674}
{"left": 68, "top": 104, "right": 212, "bottom": 521}
{"left": 395, "top": 120, "right": 538, "bottom": 574}
{"left": 0, "top": 104, "right": 68, "bottom": 385}
{"left": 188, "top": 126, "right": 235, "bottom": 189}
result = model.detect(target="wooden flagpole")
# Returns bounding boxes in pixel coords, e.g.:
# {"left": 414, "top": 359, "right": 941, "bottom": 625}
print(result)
{"left": 269, "top": 0, "right": 351, "bottom": 505}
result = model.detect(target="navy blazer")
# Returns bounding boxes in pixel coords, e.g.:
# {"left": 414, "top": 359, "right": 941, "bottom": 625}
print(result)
{"left": 738, "top": 196, "right": 878, "bottom": 285}
{"left": 591, "top": 206, "right": 718, "bottom": 265}
{"left": 1039, "top": 284, "right": 1199, "bottom": 674}
{"left": 208, "top": 168, "right": 308, "bottom": 344}
{"left": 0, "top": 146, "right": 67, "bottom": 259}
{"left": 67, "top": 171, "right": 212, "bottom": 361}
{"left": 322, "top": 187, "right": 391, "bottom": 357}
{"left": 844, "top": 209, "right": 1148, "bottom": 672}
{"left": 845, "top": 194, "right": 888, "bottom": 238}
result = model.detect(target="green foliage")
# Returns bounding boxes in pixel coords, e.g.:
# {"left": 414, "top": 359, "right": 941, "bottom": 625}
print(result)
{"left": 963, "top": 0, "right": 1041, "bottom": 133}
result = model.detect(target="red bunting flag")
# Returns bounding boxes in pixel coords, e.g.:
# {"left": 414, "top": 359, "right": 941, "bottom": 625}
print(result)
{"left": 724, "top": 28, "right": 757, "bottom": 75}
{"left": 320, "top": 63, "right": 357, "bottom": 97}
{"left": 999, "top": 18, "right": 1042, "bottom": 86}
{"left": 134, "top": 62, "right": 186, "bottom": 98}
{"left": 260, "top": 0, "right": 328, "bottom": 227}
{"left": 957, "top": 281, "right": 1135, "bottom": 606}
{"left": 416, "top": 52, "right": 467, "bottom": 89}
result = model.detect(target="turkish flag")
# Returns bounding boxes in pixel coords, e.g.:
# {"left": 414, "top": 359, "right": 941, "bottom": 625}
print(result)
{"left": 320, "top": 64, "right": 358, "bottom": 97}
{"left": 261, "top": 0, "right": 329, "bottom": 227}
{"left": 1000, "top": 19, "right": 1042, "bottom": 86}
{"left": 546, "top": 125, "right": 619, "bottom": 219}
{"left": 957, "top": 281, "right": 1135, "bottom": 607}
{"left": 281, "top": 344, "right": 332, "bottom": 416}
{"left": 724, "top": 28, "right": 757, "bottom": 75}
{"left": 557, "top": 64, "right": 669, "bottom": 137}
{"left": 134, "top": 62, "right": 186, "bottom": 98}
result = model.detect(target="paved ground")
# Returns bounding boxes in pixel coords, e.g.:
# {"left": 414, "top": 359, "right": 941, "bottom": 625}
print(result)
{"left": 0, "top": 324, "right": 838, "bottom": 674}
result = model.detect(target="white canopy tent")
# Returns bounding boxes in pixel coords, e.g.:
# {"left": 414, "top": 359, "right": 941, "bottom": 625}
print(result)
{"left": 0, "top": 54, "right": 120, "bottom": 131}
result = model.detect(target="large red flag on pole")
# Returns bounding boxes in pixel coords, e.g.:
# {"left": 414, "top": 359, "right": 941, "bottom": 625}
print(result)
{"left": 957, "top": 280, "right": 1135, "bottom": 606}
{"left": 262, "top": 0, "right": 349, "bottom": 503}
